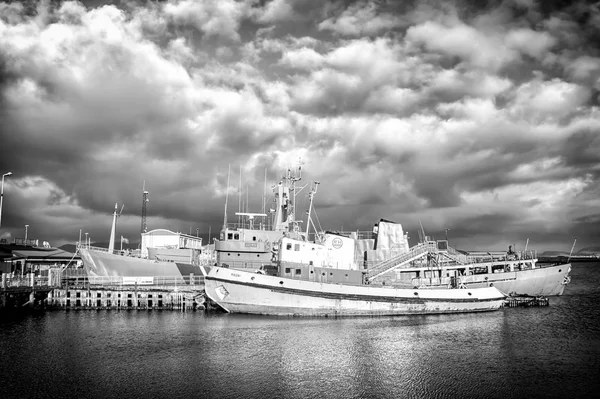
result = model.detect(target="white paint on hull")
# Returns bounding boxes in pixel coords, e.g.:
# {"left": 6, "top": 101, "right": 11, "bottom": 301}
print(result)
{"left": 80, "top": 249, "right": 198, "bottom": 277}
{"left": 461, "top": 264, "right": 571, "bottom": 296}
{"left": 203, "top": 266, "right": 505, "bottom": 317}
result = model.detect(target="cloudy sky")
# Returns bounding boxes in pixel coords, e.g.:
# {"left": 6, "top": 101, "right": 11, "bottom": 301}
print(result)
{"left": 1, "top": 0, "right": 599, "bottom": 252}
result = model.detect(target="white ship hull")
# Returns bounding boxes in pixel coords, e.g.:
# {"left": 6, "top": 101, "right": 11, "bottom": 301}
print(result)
{"left": 459, "top": 264, "right": 571, "bottom": 296}
{"left": 80, "top": 248, "right": 202, "bottom": 277}
{"left": 202, "top": 266, "right": 505, "bottom": 317}
{"left": 412, "top": 263, "right": 571, "bottom": 296}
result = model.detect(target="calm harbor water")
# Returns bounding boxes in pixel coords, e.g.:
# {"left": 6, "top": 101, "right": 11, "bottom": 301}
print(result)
{"left": 1, "top": 262, "right": 599, "bottom": 399}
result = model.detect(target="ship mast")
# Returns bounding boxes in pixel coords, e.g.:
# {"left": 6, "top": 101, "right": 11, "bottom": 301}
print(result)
{"left": 223, "top": 164, "right": 231, "bottom": 230}
{"left": 305, "top": 181, "right": 320, "bottom": 236}
{"left": 108, "top": 203, "right": 124, "bottom": 253}
{"left": 141, "top": 180, "right": 149, "bottom": 236}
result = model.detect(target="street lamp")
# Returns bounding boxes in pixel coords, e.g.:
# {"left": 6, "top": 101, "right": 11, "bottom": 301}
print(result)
{"left": 196, "top": 228, "right": 200, "bottom": 237}
{"left": 85, "top": 232, "right": 88, "bottom": 248}
{"left": 25, "top": 224, "right": 29, "bottom": 241}
{"left": 445, "top": 228, "right": 450, "bottom": 244}
{"left": 0, "top": 171, "right": 13, "bottom": 229}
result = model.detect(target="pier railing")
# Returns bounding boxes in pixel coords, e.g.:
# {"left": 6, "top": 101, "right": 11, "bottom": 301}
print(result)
{"left": 2, "top": 270, "right": 204, "bottom": 290}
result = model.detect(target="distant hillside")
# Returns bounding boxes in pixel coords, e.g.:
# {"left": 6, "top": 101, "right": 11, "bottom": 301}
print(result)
{"left": 576, "top": 246, "right": 600, "bottom": 255}
{"left": 538, "top": 250, "right": 570, "bottom": 257}
{"left": 539, "top": 246, "right": 600, "bottom": 258}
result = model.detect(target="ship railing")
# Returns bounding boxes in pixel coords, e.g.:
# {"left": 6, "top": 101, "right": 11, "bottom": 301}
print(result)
{"left": 412, "top": 277, "right": 451, "bottom": 287}
{"left": 80, "top": 245, "right": 142, "bottom": 257}
{"left": 80, "top": 275, "right": 205, "bottom": 287}
{"left": 462, "top": 249, "right": 538, "bottom": 265}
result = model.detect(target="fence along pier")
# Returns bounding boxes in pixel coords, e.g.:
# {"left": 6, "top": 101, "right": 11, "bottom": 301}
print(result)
{"left": 1, "top": 269, "right": 207, "bottom": 311}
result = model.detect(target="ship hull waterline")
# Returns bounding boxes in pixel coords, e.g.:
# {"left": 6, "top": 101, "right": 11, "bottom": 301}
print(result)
{"left": 201, "top": 266, "right": 506, "bottom": 317}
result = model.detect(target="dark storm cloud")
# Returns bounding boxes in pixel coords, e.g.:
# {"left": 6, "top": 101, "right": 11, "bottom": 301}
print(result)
{"left": 0, "top": 0, "right": 599, "bottom": 251}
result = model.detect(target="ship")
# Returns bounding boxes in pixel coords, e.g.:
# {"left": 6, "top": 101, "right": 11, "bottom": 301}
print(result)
{"left": 79, "top": 202, "right": 212, "bottom": 279}
{"left": 364, "top": 229, "right": 571, "bottom": 297}
{"left": 202, "top": 183, "right": 506, "bottom": 316}
{"left": 213, "top": 162, "right": 307, "bottom": 271}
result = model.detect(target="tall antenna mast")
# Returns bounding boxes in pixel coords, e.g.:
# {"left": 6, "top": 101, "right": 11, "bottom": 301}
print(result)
{"left": 141, "top": 181, "right": 149, "bottom": 235}
{"left": 305, "top": 181, "right": 319, "bottom": 236}
{"left": 238, "top": 165, "right": 242, "bottom": 225}
{"left": 223, "top": 164, "right": 231, "bottom": 229}
{"left": 262, "top": 168, "right": 267, "bottom": 215}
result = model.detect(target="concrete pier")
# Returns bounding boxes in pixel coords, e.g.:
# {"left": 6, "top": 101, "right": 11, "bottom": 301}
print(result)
{"left": 1, "top": 270, "right": 208, "bottom": 311}
{"left": 47, "top": 287, "right": 205, "bottom": 310}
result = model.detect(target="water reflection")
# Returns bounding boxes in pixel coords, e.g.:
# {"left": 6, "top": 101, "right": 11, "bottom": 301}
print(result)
{"left": 1, "top": 263, "right": 599, "bottom": 399}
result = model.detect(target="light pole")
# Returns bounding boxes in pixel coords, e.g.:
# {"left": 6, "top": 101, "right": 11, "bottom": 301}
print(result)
{"left": 0, "top": 171, "right": 13, "bottom": 229}
{"left": 196, "top": 228, "right": 199, "bottom": 238}
{"left": 85, "top": 232, "right": 88, "bottom": 248}
{"left": 445, "top": 228, "right": 450, "bottom": 245}
{"left": 25, "top": 224, "right": 29, "bottom": 241}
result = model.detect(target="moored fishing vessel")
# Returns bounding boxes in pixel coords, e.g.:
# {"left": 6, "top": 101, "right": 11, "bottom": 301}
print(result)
{"left": 201, "top": 264, "right": 505, "bottom": 316}
{"left": 202, "top": 183, "right": 506, "bottom": 316}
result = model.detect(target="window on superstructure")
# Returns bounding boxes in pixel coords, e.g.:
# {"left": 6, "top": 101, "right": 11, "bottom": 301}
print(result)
{"left": 228, "top": 233, "right": 233, "bottom": 240}
{"left": 253, "top": 236, "right": 256, "bottom": 241}
{"left": 294, "top": 244, "right": 300, "bottom": 251}
{"left": 234, "top": 234, "right": 239, "bottom": 240}
{"left": 295, "top": 269, "right": 301, "bottom": 275}
{"left": 286, "top": 243, "right": 292, "bottom": 250}
{"left": 285, "top": 268, "right": 291, "bottom": 274}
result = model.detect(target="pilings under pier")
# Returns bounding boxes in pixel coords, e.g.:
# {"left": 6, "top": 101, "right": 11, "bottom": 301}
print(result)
{"left": 1, "top": 272, "right": 211, "bottom": 311}
{"left": 47, "top": 287, "right": 206, "bottom": 311}
{"left": 503, "top": 295, "right": 550, "bottom": 308}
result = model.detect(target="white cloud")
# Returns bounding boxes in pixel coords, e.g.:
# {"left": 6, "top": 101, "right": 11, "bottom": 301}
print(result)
{"left": 253, "top": 0, "right": 296, "bottom": 24}
{"left": 163, "top": 0, "right": 248, "bottom": 42}
{"left": 279, "top": 47, "right": 324, "bottom": 70}
{"left": 406, "top": 20, "right": 517, "bottom": 71}
{"left": 319, "top": 1, "right": 403, "bottom": 36}
{"left": 505, "top": 28, "right": 556, "bottom": 59}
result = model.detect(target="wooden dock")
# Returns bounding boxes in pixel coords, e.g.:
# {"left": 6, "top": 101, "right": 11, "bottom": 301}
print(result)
{"left": 503, "top": 295, "right": 550, "bottom": 307}
{"left": 1, "top": 270, "right": 209, "bottom": 311}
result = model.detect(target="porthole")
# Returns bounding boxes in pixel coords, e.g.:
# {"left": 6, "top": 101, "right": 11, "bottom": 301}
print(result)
{"left": 413, "top": 292, "right": 418, "bottom": 296}
{"left": 559, "top": 269, "right": 562, "bottom": 273}
{"left": 468, "top": 292, "right": 472, "bottom": 296}
{"left": 279, "top": 281, "right": 284, "bottom": 285}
